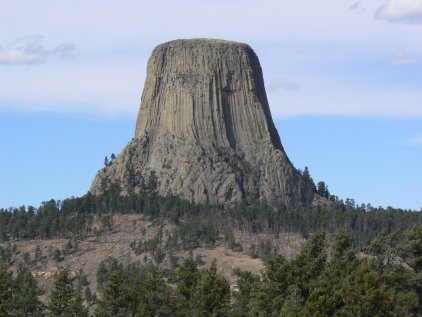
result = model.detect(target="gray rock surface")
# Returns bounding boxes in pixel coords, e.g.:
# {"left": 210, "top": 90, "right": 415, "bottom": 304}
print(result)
{"left": 90, "top": 39, "right": 314, "bottom": 208}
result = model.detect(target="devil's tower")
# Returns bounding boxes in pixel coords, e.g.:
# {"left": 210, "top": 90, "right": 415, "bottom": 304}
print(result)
{"left": 90, "top": 39, "right": 315, "bottom": 208}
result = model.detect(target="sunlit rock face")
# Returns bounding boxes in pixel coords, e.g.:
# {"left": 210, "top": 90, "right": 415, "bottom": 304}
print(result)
{"left": 90, "top": 39, "right": 314, "bottom": 208}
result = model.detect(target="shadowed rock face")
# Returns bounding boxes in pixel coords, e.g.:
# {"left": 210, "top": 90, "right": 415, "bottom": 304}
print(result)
{"left": 90, "top": 39, "right": 314, "bottom": 208}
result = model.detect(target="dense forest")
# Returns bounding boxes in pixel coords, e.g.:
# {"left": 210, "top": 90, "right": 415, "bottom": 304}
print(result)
{"left": 2, "top": 228, "right": 422, "bottom": 316}
{"left": 1, "top": 181, "right": 421, "bottom": 248}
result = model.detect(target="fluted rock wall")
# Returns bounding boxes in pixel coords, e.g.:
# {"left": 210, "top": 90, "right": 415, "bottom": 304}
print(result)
{"left": 90, "top": 39, "right": 314, "bottom": 208}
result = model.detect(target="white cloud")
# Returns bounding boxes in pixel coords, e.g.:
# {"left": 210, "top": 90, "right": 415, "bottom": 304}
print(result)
{"left": 375, "top": 0, "right": 422, "bottom": 23}
{"left": 267, "top": 78, "right": 301, "bottom": 92}
{"left": 267, "top": 89, "right": 422, "bottom": 118}
{"left": 391, "top": 51, "right": 418, "bottom": 64}
{"left": 0, "top": 1, "right": 421, "bottom": 118}
{"left": 350, "top": 2, "right": 365, "bottom": 14}
{"left": 0, "top": 35, "right": 75, "bottom": 65}
{"left": 0, "top": 57, "right": 146, "bottom": 116}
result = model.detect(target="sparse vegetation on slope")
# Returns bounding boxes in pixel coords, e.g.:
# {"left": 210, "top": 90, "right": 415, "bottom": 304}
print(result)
{"left": 2, "top": 229, "right": 422, "bottom": 316}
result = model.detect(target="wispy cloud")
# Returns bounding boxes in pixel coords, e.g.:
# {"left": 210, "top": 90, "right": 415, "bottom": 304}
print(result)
{"left": 411, "top": 134, "right": 422, "bottom": 145}
{"left": 267, "top": 78, "right": 301, "bottom": 92}
{"left": 350, "top": 2, "right": 365, "bottom": 14}
{"left": 375, "top": 0, "right": 422, "bottom": 23}
{"left": 391, "top": 51, "right": 418, "bottom": 64}
{"left": 0, "top": 35, "right": 75, "bottom": 65}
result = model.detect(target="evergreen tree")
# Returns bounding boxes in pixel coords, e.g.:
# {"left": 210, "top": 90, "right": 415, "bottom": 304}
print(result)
{"left": 279, "top": 286, "right": 305, "bottom": 317}
{"left": 95, "top": 266, "right": 140, "bottom": 317}
{"left": 288, "top": 232, "right": 327, "bottom": 298}
{"left": 13, "top": 268, "right": 44, "bottom": 316}
{"left": 62, "top": 295, "right": 89, "bottom": 317}
{"left": 136, "top": 267, "right": 178, "bottom": 317}
{"left": 47, "top": 270, "right": 77, "bottom": 317}
{"left": 0, "top": 265, "right": 13, "bottom": 316}
{"left": 251, "top": 254, "right": 289, "bottom": 315}
{"left": 176, "top": 256, "right": 199, "bottom": 302}
{"left": 302, "top": 166, "right": 316, "bottom": 192}
{"left": 304, "top": 231, "right": 355, "bottom": 316}
{"left": 231, "top": 271, "right": 260, "bottom": 317}
{"left": 317, "top": 181, "right": 330, "bottom": 198}
{"left": 339, "top": 259, "right": 396, "bottom": 316}
{"left": 84, "top": 287, "right": 94, "bottom": 305}
{"left": 406, "top": 226, "right": 422, "bottom": 273}
{"left": 192, "top": 261, "right": 230, "bottom": 316}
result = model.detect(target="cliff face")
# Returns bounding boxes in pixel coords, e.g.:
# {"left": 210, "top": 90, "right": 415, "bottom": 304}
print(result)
{"left": 90, "top": 39, "right": 314, "bottom": 208}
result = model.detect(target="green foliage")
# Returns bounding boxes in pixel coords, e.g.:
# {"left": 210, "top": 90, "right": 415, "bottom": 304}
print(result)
{"left": 2, "top": 183, "right": 422, "bottom": 252}
{"left": 34, "top": 245, "right": 42, "bottom": 262}
{"left": 84, "top": 286, "right": 95, "bottom": 306}
{"left": 96, "top": 257, "right": 120, "bottom": 290}
{"left": 2, "top": 183, "right": 422, "bottom": 316}
{"left": 47, "top": 270, "right": 88, "bottom": 317}
{"left": 340, "top": 260, "right": 396, "bottom": 316}
{"left": 52, "top": 248, "right": 63, "bottom": 262}
{"left": 231, "top": 271, "right": 260, "bottom": 317}
{"left": 407, "top": 226, "right": 422, "bottom": 272}
{"left": 135, "top": 267, "right": 178, "bottom": 317}
{"left": 192, "top": 261, "right": 230, "bottom": 316}
{"left": 0, "top": 265, "right": 13, "bottom": 315}
{"left": 301, "top": 166, "right": 316, "bottom": 193}
{"left": 176, "top": 256, "right": 199, "bottom": 303}
{"left": 95, "top": 266, "right": 141, "bottom": 317}
{"left": 317, "top": 181, "right": 330, "bottom": 198}
{"left": 62, "top": 295, "right": 89, "bottom": 317}
{"left": 0, "top": 244, "right": 15, "bottom": 266}
{"left": 2, "top": 227, "right": 422, "bottom": 316}
{"left": 13, "top": 268, "right": 44, "bottom": 316}
{"left": 287, "top": 232, "right": 327, "bottom": 301}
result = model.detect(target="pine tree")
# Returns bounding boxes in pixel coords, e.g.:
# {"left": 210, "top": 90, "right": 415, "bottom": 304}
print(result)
{"left": 176, "top": 257, "right": 199, "bottom": 301}
{"left": 339, "top": 259, "right": 396, "bottom": 316}
{"left": 62, "top": 295, "right": 89, "bottom": 317}
{"left": 317, "top": 181, "right": 330, "bottom": 198}
{"left": 288, "top": 232, "right": 327, "bottom": 298}
{"left": 0, "top": 265, "right": 13, "bottom": 316}
{"left": 231, "top": 271, "right": 260, "bottom": 317}
{"left": 136, "top": 267, "right": 178, "bottom": 317}
{"left": 248, "top": 255, "right": 289, "bottom": 316}
{"left": 192, "top": 261, "right": 230, "bottom": 316}
{"left": 302, "top": 166, "right": 316, "bottom": 192}
{"left": 95, "top": 266, "right": 140, "bottom": 317}
{"left": 13, "top": 268, "right": 44, "bottom": 316}
{"left": 47, "top": 270, "right": 76, "bottom": 317}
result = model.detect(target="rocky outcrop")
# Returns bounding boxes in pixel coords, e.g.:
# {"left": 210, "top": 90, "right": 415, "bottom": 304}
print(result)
{"left": 90, "top": 39, "right": 315, "bottom": 208}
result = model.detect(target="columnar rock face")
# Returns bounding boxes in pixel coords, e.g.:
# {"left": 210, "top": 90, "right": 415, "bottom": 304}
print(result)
{"left": 90, "top": 39, "right": 315, "bottom": 208}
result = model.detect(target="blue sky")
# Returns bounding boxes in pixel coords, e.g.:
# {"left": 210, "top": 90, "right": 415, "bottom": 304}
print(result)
{"left": 0, "top": 0, "right": 421, "bottom": 210}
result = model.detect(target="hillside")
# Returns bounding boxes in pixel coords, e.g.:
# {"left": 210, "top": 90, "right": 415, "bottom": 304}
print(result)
{"left": 2, "top": 187, "right": 422, "bottom": 315}
{"left": 2, "top": 200, "right": 422, "bottom": 316}
{"left": 1, "top": 213, "right": 305, "bottom": 298}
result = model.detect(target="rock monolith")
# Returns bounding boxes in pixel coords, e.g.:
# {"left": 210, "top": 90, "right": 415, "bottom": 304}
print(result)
{"left": 90, "top": 39, "right": 315, "bottom": 208}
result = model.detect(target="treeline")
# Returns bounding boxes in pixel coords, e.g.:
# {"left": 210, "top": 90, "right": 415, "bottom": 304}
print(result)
{"left": 2, "top": 228, "right": 422, "bottom": 316}
{"left": 1, "top": 183, "right": 422, "bottom": 248}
